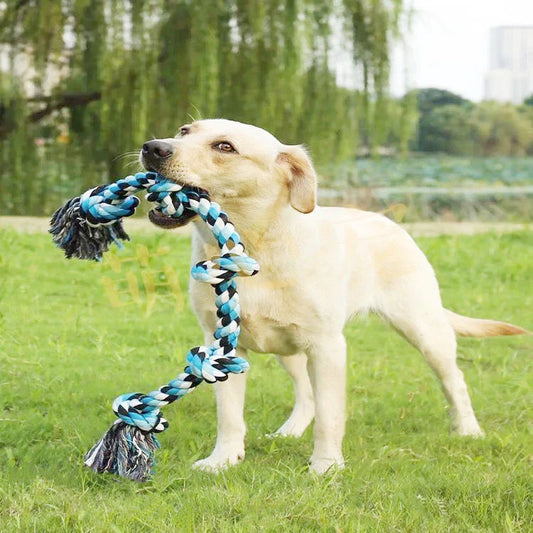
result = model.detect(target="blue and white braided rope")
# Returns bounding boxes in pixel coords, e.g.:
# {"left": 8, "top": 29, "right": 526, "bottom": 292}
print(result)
{"left": 75, "top": 172, "right": 259, "bottom": 475}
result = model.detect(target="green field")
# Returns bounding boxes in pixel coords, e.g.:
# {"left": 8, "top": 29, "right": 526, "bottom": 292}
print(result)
{"left": 0, "top": 229, "right": 531, "bottom": 531}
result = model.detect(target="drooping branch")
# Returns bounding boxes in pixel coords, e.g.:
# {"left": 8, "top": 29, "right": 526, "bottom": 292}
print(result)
{"left": 28, "top": 91, "right": 102, "bottom": 123}
{"left": 0, "top": 91, "right": 101, "bottom": 140}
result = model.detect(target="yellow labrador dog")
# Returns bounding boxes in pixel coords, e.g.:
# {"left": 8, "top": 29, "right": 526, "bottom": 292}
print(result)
{"left": 140, "top": 119, "right": 526, "bottom": 474}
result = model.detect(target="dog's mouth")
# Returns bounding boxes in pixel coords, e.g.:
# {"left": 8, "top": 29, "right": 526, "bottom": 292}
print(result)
{"left": 148, "top": 207, "right": 197, "bottom": 229}
{"left": 146, "top": 166, "right": 206, "bottom": 229}
{"left": 146, "top": 165, "right": 200, "bottom": 189}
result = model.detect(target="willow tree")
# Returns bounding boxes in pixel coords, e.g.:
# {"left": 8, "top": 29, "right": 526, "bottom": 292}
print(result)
{"left": 0, "top": 0, "right": 406, "bottom": 215}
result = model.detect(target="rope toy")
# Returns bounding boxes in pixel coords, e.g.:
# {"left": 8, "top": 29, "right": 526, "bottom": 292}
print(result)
{"left": 50, "top": 171, "right": 259, "bottom": 481}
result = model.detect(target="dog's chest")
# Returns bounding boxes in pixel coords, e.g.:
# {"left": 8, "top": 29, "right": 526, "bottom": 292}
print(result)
{"left": 190, "top": 233, "right": 320, "bottom": 355}
{"left": 236, "top": 277, "right": 308, "bottom": 354}
{"left": 191, "top": 273, "right": 309, "bottom": 355}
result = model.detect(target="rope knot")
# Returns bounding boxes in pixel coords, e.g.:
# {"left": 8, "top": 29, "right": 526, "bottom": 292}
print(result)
{"left": 80, "top": 188, "right": 140, "bottom": 226}
{"left": 214, "top": 253, "right": 260, "bottom": 277}
{"left": 191, "top": 254, "right": 259, "bottom": 285}
{"left": 112, "top": 393, "right": 168, "bottom": 433}
{"left": 186, "top": 346, "right": 250, "bottom": 383}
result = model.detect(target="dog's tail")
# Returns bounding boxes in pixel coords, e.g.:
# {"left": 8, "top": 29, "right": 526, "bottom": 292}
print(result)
{"left": 445, "top": 309, "right": 529, "bottom": 337}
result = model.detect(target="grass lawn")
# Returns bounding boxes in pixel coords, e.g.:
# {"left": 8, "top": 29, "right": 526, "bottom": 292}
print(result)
{"left": 0, "top": 228, "right": 531, "bottom": 532}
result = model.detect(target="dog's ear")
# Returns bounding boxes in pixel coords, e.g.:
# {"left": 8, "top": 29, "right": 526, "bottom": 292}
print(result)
{"left": 276, "top": 145, "right": 317, "bottom": 214}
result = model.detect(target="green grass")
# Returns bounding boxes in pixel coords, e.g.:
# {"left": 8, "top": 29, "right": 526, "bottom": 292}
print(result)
{"left": 0, "top": 229, "right": 531, "bottom": 532}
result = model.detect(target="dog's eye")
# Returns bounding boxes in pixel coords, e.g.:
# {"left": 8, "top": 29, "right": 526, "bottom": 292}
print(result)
{"left": 213, "top": 141, "right": 236, "bottom": 153}
{"left": 179, "top": 126, "right": 190, "bottom": 137}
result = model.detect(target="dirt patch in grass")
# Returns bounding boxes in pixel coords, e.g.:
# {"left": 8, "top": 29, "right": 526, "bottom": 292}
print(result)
{"left": 1, "top": 215, "right": 529, "bottom": 238}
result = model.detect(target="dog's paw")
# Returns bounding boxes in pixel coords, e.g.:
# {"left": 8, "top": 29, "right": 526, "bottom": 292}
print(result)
{"left": 309, "top": 455, "right": 345, "bottom": 475}
{"left": 267, "top": 424, "right": 304, "bottom": 439}
{"left": 192, "top": 449, "right": 245, "bottom": 473}
{"left": 454, "top": 425, "right": 485, "bottom": 438}
{"left": 452, "top": 418, "right": 484, "bottom": 437}
{"left": 271, "top": 415, "right": 313, "bottom": 438}
{"left": 269, "top": 406, "right": 315, "bottom": 438}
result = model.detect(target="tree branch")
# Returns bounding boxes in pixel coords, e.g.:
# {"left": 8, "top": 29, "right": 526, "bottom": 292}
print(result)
{"left": 0, "top": 91, "right": 101, "bottom": 140}
{"left": 28, "top": 91, "right": 102, "bottom": 123}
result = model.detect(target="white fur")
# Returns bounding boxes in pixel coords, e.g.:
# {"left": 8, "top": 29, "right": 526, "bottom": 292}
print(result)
{"left": 145, "top": 119, "right": 490, "bottom": 474}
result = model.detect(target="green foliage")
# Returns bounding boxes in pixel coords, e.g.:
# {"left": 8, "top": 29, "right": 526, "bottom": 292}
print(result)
{"left": 410, "top": 88, "right": 473, "bottom": 153}
{"left": 0, "top": 229, "right": 531, "bottom": 530}
{"left": 411, "top": 88, "right": 533, "bottom": 156}
{"left": 0, "top": 0, "right": 408, "bottom": 214}
{"left": 471, "top": 102, "right": 533, "bottom": 156}
{"left": 413, "top": 87, "right": 472, "bottom": 115}
{"left": 523, "top": 93, "right": 533, "bottom": 106}
{"left": 418, "top": 104, "right": 475, "bottom": 154}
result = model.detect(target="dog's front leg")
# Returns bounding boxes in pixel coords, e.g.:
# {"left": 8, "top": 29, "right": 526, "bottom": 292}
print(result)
{"left": 307, "top": 335, "right": 347, "bottom": 474}
{"left": 193, "top": 346, "right": 248, "bottom": 473}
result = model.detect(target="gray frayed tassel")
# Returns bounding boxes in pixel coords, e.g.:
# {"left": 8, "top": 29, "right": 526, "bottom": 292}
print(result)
{"left": 49, "top": 195, "right": 129, "bottom": 261}
{"left": 84, "top": 420, "right": 160, "bottom": 482}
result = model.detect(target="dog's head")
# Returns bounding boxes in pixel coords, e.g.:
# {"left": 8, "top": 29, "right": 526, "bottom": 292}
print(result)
{"left": 140, "top": 119, "right": 316, "bottom": 228}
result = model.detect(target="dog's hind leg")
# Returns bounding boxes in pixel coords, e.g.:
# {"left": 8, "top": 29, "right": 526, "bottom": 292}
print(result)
{"left": 273, "top": 353, "right": 315, "bottom": 437}
{"left": 381, "top": 280, "right": 483, "bottom": 437}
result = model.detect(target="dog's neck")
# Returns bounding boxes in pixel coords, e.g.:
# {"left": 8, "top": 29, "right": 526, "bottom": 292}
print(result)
{"left": 193, "top": 190, "right": 301, "bottom": 258}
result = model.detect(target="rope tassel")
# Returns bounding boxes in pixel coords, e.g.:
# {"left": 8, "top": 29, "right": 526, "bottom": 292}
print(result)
{"left": 50, "top": 172, "right": 259, "bottom": 481}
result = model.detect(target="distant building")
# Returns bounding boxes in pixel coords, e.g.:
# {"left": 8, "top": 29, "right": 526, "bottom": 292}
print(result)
{"left": 484, "top": 26, "right": 533, "bottom": 104}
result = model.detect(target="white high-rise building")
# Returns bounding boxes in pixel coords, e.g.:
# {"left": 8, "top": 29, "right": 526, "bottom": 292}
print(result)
{"left": 484, "top": 26, "right": 533, "bottom": 104}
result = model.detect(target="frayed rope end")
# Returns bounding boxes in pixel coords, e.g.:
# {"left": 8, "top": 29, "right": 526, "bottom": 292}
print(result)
{"left": 50, "top": 197, "right": 130, "bottom": 261}
{"left": 84, "top": 420, "right": 160, "bottom": 482}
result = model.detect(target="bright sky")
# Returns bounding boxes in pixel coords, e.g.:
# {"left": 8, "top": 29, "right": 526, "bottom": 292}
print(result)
{"left": 390, "top": 0, "right": 533, "bottom": 101}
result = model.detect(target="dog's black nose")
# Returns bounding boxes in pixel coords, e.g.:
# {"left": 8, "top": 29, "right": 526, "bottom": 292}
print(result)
{"left": 142, "top": 140, "right": 174, "bottom": 161}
